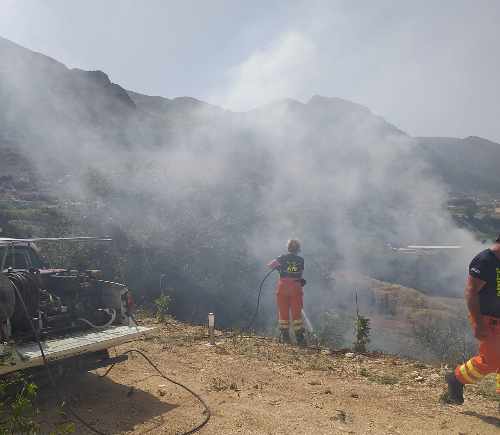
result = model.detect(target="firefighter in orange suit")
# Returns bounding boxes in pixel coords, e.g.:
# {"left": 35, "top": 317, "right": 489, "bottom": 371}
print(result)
{"left": 268, "top": 238, "right": 306, "bottom": 347}
{"left": 446, "top": 234, "right": 500, "bottom": 409}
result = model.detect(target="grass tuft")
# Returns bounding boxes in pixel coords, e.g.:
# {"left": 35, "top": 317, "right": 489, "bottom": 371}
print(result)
{"left": 439, "top": 390, "right": 453, "bottom": 404}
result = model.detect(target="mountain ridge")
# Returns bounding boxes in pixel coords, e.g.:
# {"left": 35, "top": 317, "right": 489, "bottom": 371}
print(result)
{"left": 1, "top": 35, "right": 499, "bottom": 196}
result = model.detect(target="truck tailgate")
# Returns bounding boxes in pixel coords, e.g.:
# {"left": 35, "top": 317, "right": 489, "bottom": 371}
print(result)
{"left": 1, "top": 325, "right": 154, "bottom": 375}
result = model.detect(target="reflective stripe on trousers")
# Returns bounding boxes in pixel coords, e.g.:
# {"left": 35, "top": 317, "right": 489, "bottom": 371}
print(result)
{"left": 455, "top": 314, "right": 500, "bottom": 396}
{"left": 276, "top": 277, "right": 304, "bottom": 332}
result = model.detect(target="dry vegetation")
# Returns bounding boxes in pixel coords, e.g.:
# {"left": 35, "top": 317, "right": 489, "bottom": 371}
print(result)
{"left": 32, "top": 318, "right": 500, "bottom": 435}
{"left": 331, "top": 271, "right": 462, "bottom": 315}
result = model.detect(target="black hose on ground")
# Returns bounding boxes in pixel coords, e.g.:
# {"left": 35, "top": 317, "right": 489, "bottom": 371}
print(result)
{"left": 97, "top": 350, "right": 211, "bottom": 435}
{"left": 11, "top": 283, "right": 211, "bottom": 435}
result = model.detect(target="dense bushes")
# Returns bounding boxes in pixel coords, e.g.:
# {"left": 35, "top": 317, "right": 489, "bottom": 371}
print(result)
{"left": 0, "top": 203, "right": 54, "bottom": 223}
{"left": 412, "top": 309, "right": 476, "bottom": 365}
{"left": 312, "top": 314, "right": 351, "bottom": 348}
{"left": 40, "top": 168, "right": 265, "bottom": 327}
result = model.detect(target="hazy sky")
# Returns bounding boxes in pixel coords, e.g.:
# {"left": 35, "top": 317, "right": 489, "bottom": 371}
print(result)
{"left": 1, "top": 0, "right": 500, "bottom": 143}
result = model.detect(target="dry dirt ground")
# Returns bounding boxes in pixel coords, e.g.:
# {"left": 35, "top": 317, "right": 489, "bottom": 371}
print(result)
{"left": 34, "top": 320, "right": 500, "bottom": 435}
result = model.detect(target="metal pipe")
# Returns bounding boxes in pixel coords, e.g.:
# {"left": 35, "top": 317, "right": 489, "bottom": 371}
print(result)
{"left": 207, "top": 313, "right": 215, "bottom": 346}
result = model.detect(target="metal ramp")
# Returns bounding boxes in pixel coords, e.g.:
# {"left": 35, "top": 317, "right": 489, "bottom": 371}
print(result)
{"left": 0, "top": 325, "right": 153, "bottom": 375}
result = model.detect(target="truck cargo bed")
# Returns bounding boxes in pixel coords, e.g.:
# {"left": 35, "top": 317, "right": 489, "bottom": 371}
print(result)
{"left": 0, "top": 325, "right": 153, "bottom": 375}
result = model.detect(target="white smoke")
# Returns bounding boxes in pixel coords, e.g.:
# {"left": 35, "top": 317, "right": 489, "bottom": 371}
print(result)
{"left": 210, "top": 31, "right": 317, "bottom": 112}
{"left": 0, "top": 27, "right": 489, "bottom": 357}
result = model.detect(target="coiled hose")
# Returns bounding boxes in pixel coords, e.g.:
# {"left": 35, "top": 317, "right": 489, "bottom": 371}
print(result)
{"left": 5, "top": 271, "right": 40, "bottom": 329}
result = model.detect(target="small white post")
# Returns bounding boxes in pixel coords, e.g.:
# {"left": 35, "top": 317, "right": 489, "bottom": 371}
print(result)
{"left": 206, "top": 312, "right": 216, "bottom": 346}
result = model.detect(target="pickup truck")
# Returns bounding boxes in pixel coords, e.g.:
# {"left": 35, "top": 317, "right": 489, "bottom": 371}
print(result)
{"left": 0, "top": 237, "right": 152, "bottom": 383}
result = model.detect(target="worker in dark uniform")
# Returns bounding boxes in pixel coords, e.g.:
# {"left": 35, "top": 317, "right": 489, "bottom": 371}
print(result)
{"left": 446, "top": 235, "right": 500, "bottom": 409}
{"left": 268, "top": 238, "right": 306, "bottom": 347}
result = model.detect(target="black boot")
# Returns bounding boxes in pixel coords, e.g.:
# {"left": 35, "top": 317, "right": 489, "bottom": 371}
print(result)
{"left": 445, "top": 371, "right": 464, "bottom": 405}
{"left": 295, "top": 331, "right": 307, "bottom": 348}
{"left": 280, "top": 329, "right": 290, "bottom": 343}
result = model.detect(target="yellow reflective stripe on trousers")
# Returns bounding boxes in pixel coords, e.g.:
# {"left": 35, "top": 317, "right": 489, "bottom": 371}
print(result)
{"left": 497, "top": 374, "right": 500, "bottom": 389}
{"left": 466, "top": 361, "right": 484, "bottom": 380}
{"left": 279, "top": 319, "right": 290, "bottom": 326}
{"left": 292, "top": 319, "right": 303, "bottom": 331}
{"left": 459, "top": 362, "right": 476, "bottom": 383}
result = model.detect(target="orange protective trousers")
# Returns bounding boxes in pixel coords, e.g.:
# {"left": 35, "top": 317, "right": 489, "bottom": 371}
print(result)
{"left": 276, "top": 277, "right": 304, "bottom": 332}
{"left": 455, "top": 314, "right": 500, "bottom": 395}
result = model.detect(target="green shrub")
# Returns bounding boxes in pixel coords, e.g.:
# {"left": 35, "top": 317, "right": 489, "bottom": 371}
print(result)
{"left": 155, "top": 295, "right": 170, "bottom": 323}
{"left": 0, "top": 373, "right": 74, "bottom": 434}
{"left": 51, "top": 423, "right": 75, "bottom": 435}
{"left": 352, "top": 315, "right": 371, "bottom": 353}
{"left": 0, "top": 373, "right": 40, "bottom": 435}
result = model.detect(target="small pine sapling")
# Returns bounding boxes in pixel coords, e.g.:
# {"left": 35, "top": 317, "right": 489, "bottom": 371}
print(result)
{"left": 352, "top": 314, "right": 371, "bottom": 353}
{"left": 155, "top": 294, "right": 170, "bottom": 323}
